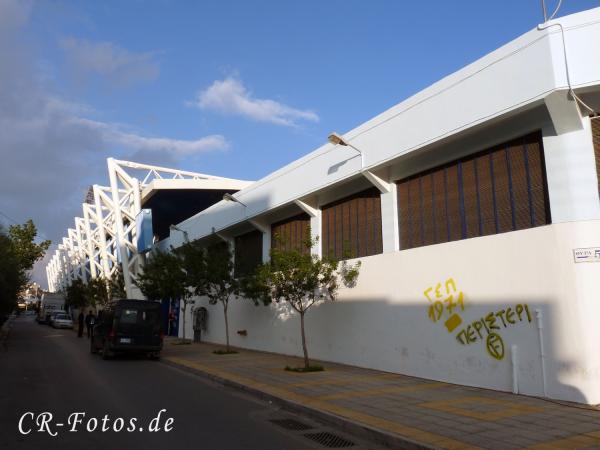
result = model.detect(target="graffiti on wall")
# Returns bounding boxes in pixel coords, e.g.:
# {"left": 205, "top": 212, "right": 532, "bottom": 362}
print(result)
{"left": 423, "top": 278, "right": 533, "bottom": 360}
{"left": 423, "top": 278, "right": 466, "bottom": 333}
{"left": 455, "top": 304, "right": 532, "bottom": 360}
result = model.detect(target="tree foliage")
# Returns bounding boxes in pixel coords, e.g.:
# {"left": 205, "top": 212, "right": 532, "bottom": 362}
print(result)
{"left": 65, "top": 279, "right": 88, "bottom": 310}
{"left": 133, "top": 242, "right": 244, "bottom": 347}
{"left": 134, "top": 251, "right": 187, "bottom": 300}
{"left": 0, "top": 231, "right": 25, "bottom": 317}
{"left": 0, "top": 220, "right": 50, "bottom": 318}
{"left": 180, "top": 241, "right": 240, "bottom": 352}
{"left": 65, "top": 269, "right": 126, "bottom": 312}
{"left": 245, "top": 235, "right": 361, "bottom": 369}
{"left": 133, "top": 250, "right": 192, "bottom": 338}
{"left": 8, "top": 220, "right": 51, "bottom": 272}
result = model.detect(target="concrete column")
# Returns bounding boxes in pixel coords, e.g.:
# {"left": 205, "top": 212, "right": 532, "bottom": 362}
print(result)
{"left": 262, "top": 229, "right": 271, "bottom": 263}
{"left": 361, "top": 168, "right": 399, "bottom": 253}
{"left": 542, "top": 117, "right": 600, "bottom": 223}
{"left": 249, "top": 219, "right": 271, "bottom": 263}
{"left": 380, "top": 187, "right": 399, "bottom": 252}
{"left": 294, "top": 198, "right": 321, "bottom": 257}
{"left": 310, "top": 209, "right": 322, "bottom": 258}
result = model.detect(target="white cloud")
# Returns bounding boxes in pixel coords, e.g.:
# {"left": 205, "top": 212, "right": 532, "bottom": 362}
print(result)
{"left": 193, "top": 76, "right": 319, "bottom": 127}
{"left": 60, "top": 37, "right": 159, "bottom": 86}
{"left": 0, "top": 11, "right": 229, "bottom": 288}
{"left": 71, "top": 118, "right": 229, "bottom": 156}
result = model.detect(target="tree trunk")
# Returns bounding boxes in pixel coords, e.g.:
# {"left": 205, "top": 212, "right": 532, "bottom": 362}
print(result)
{"left": 300, "top": 311, "right": 309, "bottom": 369}
{"left": 223, "top": 302, "right": 230, "bottom": 352}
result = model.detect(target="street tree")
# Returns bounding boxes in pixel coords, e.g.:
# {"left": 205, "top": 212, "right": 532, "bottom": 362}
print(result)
{"left": 180, "top": 241, "right": 239, "bottom": 353}
{"left": 84, "top": 277, "right": 110, "bottom": 310}
{"left": 134, "top": 250, "right": 191, "bottom": 339}
{"left": 66, "top": 269, "right": 126, "bottom": 312}
{"left": 65, "top": 279, "right": 88, "bottom": 310}
{"left": 0, "top": 230, "right": 24, "bottom": 318}
{"left": 8, "top": 220, "right": 51, "bottom": 272}
{"left": 106, "top": 267, "right": 126, "bottom": 301}
{"left": 0, "top": 221, "right": 50, "bottom": 318}
{"left": 245, "top": 235, "right": 361, "bottom": 371}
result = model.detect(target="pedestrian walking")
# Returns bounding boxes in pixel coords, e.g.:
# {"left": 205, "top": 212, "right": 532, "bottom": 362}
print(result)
{"left": 85, "top": 311, "right": 96, "bottom": 339}
{"left": 77, "top": 311, "right": 84, "bottom": 338}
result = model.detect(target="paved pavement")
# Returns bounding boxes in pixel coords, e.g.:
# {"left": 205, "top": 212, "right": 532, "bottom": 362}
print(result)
{"left": 1, "top": 315, "right": 379, "bottom": 450}
{"left": 162, "top": 340, "right": 600, "bottom": 450}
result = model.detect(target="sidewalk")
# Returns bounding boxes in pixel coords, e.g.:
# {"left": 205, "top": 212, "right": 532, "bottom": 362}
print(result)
{"left": 161, "top": 340, "right": 600, "bottom": 450}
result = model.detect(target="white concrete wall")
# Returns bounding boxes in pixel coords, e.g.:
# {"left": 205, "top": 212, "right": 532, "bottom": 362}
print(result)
{"left": 181, "top": 220, "right": 600, "bottom": 404}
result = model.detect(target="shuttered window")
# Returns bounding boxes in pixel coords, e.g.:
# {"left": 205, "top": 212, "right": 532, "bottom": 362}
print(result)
{"left": 322, "top": 187, "right": 383, "bottom": 260}
{"left": 397, "top": 131, "right": 550, "bottom": 250}
{"left": 271, "top": 213, "right": 311, "bottom": 254}
{"left": 234, "top": 229, "right": 263, "bottom": 277}
{"left": 593, "top": 118, "right": 600, "bottom": 199}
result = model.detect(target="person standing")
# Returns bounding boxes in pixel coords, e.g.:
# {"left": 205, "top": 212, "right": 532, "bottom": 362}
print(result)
{"left": 77, "top": 311, "right": 84, "bottom": 338}
{"left": 85, "top": 311, "right": 95, "bottom": 339}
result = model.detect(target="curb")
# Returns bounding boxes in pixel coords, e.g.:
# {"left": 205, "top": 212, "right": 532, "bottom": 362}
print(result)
{"left": 161, "top": 357, "right": 438, "bottom": 450}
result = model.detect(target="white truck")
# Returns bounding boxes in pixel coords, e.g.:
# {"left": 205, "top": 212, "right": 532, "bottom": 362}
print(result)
{"left": 37, "top": 293, "right": 66, "bottom": 324}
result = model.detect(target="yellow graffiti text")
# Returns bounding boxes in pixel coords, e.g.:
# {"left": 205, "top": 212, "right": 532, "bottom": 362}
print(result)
{"left": 424, "top": 278, "right": 466, "bottom": 328}
{"left": 455, "top": 304, "right": 532, "bottom": 346}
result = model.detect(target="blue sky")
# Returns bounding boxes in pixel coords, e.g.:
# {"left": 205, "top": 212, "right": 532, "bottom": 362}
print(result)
{"left": 20, "top": 0, "right": 600, "bottom": 181}
{"left": 1, "top": 0, "right": 599, "bottom": 284}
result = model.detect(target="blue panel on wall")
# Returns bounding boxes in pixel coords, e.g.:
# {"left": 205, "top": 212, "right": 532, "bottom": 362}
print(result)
{"left": 135, "top": 209, "right": 154, "bottom": 254}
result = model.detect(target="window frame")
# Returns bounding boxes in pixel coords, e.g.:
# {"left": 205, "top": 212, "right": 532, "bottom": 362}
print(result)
{"left": 321, "top": 187, "right": 383, "bottom": 260}
{"left": 396, "top": 131, "right": 551, "bottom": 250}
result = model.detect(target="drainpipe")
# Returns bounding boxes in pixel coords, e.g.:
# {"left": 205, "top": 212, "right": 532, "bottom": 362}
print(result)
{"left": 535, "top": 309, "right": 548, "bottom": 397}
{"left": 511, "top": 345, "right": 519, "bottom": 394}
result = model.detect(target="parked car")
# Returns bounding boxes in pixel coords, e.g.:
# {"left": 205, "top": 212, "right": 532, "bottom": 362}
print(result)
{"left": 47, "top": 310, "right": 64, "bottom": 326}
{"left": 37, "top": 293, "right": 65, "bottom": 324}
{"left": 51, "top": 313, "right": 73, "bottom": 329}
{"left": 91, "top": 299, "right": 163, "bottom": 360}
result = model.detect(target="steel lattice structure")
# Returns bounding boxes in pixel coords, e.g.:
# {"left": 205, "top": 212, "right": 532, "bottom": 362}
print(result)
{"left": 46, "top": 158, "right": 247, "bottom": 297}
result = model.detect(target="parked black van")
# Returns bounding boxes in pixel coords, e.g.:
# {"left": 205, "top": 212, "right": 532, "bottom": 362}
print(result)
{"left": 91, "top": 299, "right": 163, "bottom": 360}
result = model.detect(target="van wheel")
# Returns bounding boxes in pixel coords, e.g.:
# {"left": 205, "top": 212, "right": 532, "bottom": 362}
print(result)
{"left": 102, "top": 341, "right": 113, "bottom": 360}
{"left": 148, "top": 352, "right": 160, "bottom": 361}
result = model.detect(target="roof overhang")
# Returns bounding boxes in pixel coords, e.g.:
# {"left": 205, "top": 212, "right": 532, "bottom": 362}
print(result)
{"left": 141, "top": 178, "right": 254, "bottom": 203}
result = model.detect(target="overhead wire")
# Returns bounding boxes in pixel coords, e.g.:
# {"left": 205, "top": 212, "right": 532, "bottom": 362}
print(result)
{"left": 538, "top": 0, "right": 596, "bottom": 115}
{"left": 548, "top": 0, "right": 563, "bottom": 21}
{"left": 541, "top": 0, "right": 548, "bottom": 22}
{"left": 541, "top": 0, "right": 564, "bottom": 22}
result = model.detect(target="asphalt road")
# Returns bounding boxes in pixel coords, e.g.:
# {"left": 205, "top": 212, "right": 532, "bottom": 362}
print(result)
{"left": 0, "top": 315, "right": 334, "bottom": 450}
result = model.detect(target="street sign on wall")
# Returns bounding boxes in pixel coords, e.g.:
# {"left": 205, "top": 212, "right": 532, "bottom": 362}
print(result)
{"left": 573, "top": 247, "right": 600, "bottom": 263}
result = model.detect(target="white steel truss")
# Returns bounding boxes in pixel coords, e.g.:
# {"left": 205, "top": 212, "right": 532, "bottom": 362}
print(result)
{"left": 46, "top": 158, "right": 248, "bottom": 297}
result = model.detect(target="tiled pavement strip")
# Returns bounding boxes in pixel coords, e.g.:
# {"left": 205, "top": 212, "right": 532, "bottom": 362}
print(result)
{"left": 162, "top": 341, "right": 600, "bottom": 450}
